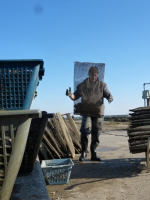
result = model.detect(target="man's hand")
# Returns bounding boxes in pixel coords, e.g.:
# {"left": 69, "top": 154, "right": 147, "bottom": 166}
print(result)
{"left": 108, "top": 97, "right": 113, "bottom": 103}
{"left": 66, "top": 87, "right": 72, "bottom": 97}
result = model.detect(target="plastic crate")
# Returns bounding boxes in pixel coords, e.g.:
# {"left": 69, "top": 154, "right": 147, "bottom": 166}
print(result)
{"left": 0, "top": 59, "right": 45, "bottom": 110}
{"left": 41, "top": 158, "right": 74, "bottom": 185}
{"left": 19, "top": 112, "right": 54, "bottom": 175}
{"left": 0, "top": 110, "right": 42, "bottom": 200}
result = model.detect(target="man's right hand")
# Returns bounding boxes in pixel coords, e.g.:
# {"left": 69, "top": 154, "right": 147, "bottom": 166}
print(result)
{"left": 66, "top": 87, "right": 72, "bottom": 97}
{"left": 108, "top": 97, "right": 113, "bottom": 103}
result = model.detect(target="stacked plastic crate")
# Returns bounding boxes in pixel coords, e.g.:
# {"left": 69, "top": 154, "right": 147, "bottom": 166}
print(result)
{"left": 0, "top": 60, "right": 45, "bottom": 200}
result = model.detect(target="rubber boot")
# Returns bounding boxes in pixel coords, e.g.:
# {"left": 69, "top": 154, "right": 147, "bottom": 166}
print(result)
{"left": 79, "top": 152, "right": 87, "bottom": 162}
{"left": 79, "top": 138, "right": 88, "bottom": 162}
{"left": 91, "top": 150, "right": 101, "bottom": 161}
{"left": 90, "top": 143, "right": 101, "bottom": 161}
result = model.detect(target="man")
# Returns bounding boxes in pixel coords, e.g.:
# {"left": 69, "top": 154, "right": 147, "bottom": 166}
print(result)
{"left": 66, "top": 66, "right": 113, "bottom": 162}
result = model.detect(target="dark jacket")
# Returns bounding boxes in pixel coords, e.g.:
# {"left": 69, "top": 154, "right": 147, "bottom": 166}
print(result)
{"left": 73, "top": 78, "right": 113, "bottom": 117}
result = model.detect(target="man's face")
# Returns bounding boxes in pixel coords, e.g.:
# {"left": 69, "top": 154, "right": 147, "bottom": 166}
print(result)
{"left": 89, "top": 72, "right": 98, "bottom": 83}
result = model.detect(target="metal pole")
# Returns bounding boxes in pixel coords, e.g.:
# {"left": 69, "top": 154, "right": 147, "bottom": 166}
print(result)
{"left": 147, "top": 99, "right": 150, "bottom": 107}
{"left": 143, "top": 83, "right": 150, "bottom": 107}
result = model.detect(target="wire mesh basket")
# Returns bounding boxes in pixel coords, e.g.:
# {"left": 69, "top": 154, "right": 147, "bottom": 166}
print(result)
{"left": 41, "top": 158, "right": 74, "bottom": 185}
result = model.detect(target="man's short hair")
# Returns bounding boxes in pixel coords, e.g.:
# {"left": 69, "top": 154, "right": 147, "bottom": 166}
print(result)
{"left": 88, "top": 66, "right": 99, "bottom": 75}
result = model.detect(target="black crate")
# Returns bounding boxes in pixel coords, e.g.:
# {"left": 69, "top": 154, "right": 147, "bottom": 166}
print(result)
{"left": 19, "top": 112, "right": 54, "bottom": 175}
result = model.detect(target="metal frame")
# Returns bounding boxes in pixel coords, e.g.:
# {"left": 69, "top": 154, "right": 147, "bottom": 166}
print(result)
{"left": 146, "top": 137, "right": 150, "bottom": 172}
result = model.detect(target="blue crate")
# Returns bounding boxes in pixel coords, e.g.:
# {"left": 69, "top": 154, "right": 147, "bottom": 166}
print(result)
{"left": 0, "top": 60, "right": 44, "bottom": 110}
{"left": 41, "top": 158, "right": 74, "bottom": 185}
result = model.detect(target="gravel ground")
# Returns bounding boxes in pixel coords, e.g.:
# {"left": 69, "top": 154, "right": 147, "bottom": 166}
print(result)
{"left": 46, "top": 128, "right": 150, "bottom": 200}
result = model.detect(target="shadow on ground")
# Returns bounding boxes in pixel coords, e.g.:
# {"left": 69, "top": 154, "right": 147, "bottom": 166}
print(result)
{"left": 65, "top": 157, "right": 147, "bottom": 190}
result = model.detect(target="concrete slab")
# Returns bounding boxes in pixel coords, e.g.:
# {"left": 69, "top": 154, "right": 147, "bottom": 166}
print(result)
{"left": 10, "top": 161, "right": 50, "bottom": 200}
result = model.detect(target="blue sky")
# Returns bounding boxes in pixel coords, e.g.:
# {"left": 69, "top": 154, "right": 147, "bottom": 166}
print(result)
{"left": 0, "top": 0, "right": 150, "bottom": 115}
